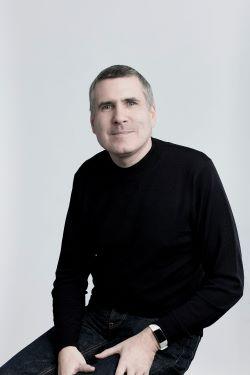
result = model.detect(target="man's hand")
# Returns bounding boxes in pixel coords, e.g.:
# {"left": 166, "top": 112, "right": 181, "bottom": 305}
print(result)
{"left": 95, "top": 327, "right": 160, "bottom": 375}
{"left": 58, "top": 345, "right": 95, "bottom": 375}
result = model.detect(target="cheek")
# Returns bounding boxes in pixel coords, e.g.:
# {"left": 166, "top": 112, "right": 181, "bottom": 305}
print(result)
{"left": 94, "top": 116, "right": 109, "bottom": 129}
{"left": 133, "top": 112, "right": 152, "bottom": 128}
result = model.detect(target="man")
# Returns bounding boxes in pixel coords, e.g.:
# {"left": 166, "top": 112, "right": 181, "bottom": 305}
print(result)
{"left": 52, "top": 65, "right": 244, "bottom": 374}
{"left": 0, "top": 65, "right": 244, "bottom": 375}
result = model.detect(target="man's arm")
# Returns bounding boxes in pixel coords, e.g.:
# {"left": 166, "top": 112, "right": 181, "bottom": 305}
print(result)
{"left": 153, "top": 157, "right": 244, "bottom": 342}
{"left": 51, "top": 168, "right": 93, "bottom": 355}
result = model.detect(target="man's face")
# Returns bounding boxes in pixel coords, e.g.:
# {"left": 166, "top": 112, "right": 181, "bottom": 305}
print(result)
{"left": 90, "top": 76, "right": 156, "bottom": 157}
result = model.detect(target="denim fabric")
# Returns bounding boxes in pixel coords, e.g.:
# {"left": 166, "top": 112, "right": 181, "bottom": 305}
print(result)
{"left": 0, "top": 302, "right": 201, "bottom": 374}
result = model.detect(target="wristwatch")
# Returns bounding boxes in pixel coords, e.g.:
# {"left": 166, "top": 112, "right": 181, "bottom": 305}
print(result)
{"left": 148, "top": 324, "right": 168, "bottom": 350}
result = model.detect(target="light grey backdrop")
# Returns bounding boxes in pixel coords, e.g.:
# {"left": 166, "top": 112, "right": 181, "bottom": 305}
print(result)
{"left": 1, "top": 0, "right": 249, "bottom": 373}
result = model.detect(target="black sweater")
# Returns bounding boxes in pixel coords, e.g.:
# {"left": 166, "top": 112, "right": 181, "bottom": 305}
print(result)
{"left": 51, "top": 136, "right": 244, "bottom": 353}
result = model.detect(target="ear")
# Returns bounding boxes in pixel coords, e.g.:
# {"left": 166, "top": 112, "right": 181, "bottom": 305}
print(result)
{"left": 149, "top": 103, "right": 157, "bottom": 128}
{"left": 90, "top": 114, "right": 95, "bottom": 134}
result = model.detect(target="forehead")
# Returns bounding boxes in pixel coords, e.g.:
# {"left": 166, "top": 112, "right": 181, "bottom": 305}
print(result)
{"left": 93, "top": 76, "right": 146, "bottom": 102}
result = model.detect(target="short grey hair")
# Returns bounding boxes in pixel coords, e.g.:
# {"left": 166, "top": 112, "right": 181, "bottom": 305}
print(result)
{"left": 89, "top": 64, "right": 154, "bottom": 114}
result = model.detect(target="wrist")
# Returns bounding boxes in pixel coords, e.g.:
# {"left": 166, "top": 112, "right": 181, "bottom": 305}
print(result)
{"left": 58, "top": 345, "right": 78, "bottom": 356}
{"left": 143, "top": 326, "right": 161, "bottom": 351}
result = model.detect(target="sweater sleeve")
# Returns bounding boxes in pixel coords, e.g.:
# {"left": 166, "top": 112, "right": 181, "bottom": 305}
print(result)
{"left": 156, "top": 157, "right": 244, "bottom": 341}
{"left": 51, "top": 170, "right": 92, "bottom": 354}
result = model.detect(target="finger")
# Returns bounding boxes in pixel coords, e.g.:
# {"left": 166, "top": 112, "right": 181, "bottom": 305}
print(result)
{"left": 78, "top": 363, "right": 95, "bottom": 372}
{"left": 95, "top": 344, "right": 120, "bottom": 358}
{"left": 114, "top": 363, "right": 127, "bottom": 375}
{"left": 128, "top": 367, "right": 147, "bottom": 375}
{"left": 127, "top": 369, "right": 142, "bottom": 375}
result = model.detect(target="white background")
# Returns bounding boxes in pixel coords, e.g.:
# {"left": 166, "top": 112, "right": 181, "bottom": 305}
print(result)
{"left": 1, "top": 0, "right": 249, "bottom": 373}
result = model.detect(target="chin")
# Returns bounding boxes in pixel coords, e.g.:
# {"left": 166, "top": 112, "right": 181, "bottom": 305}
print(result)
{"left": 107, "top": 137, "right": 135, "bottom": 153}
{"left": 110, "top": 144, "right": 135, "bottom": 156}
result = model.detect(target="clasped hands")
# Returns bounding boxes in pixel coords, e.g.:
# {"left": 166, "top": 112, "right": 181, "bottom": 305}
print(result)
{"left": 94, "top": 326, "right": 160, "bottom": 375}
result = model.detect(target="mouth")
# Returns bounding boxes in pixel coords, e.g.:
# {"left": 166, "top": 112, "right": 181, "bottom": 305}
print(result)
{"left": 112, "top": 131, "right": 134, "bottom": 135}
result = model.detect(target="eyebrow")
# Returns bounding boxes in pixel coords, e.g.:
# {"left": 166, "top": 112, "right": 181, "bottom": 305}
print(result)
{"left": 97, "top": 97, "right": 141, "bottom": 109}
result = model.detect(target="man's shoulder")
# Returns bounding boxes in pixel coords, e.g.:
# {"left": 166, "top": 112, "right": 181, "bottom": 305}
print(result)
{"left": 74, "top": 149, "right": 108, "bottom": 177}
{"left": 154, "top": 137, "right": 212, "bottom": 170}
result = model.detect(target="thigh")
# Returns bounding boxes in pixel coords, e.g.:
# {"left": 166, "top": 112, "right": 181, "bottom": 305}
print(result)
{"left": 150, "top": 334, "right": 202, "bottom": 375}
{"left": 0, "top": 326, "right": 57, "bottom": 375}
{"left": 79, "top": 351, "right": 121, "bottom": 375}
{"left": 0, "top": 309, "right": 110, "bottom": 375}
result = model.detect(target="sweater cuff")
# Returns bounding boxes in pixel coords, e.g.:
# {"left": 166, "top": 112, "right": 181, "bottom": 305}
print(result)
{"left": 152, "top": 313, "right": 193, "bottom": 343}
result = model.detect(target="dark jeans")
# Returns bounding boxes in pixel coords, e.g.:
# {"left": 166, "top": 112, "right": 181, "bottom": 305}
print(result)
{"left": 0, "top": 302, "right": 201, "bottom": 374}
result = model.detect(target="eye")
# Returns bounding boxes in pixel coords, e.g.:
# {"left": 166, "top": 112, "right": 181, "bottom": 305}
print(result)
{"left": 127, "top": 101, "right": 137, "bottom": 106}
{"left": 101, "top": 104, "right": 112, "bottom": 110}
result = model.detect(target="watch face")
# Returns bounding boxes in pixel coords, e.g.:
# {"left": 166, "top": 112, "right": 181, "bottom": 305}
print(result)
{"left": 154, "top": 328, "right": 167, "bottom": 344}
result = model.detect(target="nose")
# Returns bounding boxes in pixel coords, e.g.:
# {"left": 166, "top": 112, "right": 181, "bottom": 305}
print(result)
{"left": 112, "top": 104, "right": 128, "bottom": 125}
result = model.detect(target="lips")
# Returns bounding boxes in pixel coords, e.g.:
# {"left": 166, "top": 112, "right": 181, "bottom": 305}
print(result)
{"left": 112, "top": 131, "right": 134, "bottom": 135}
